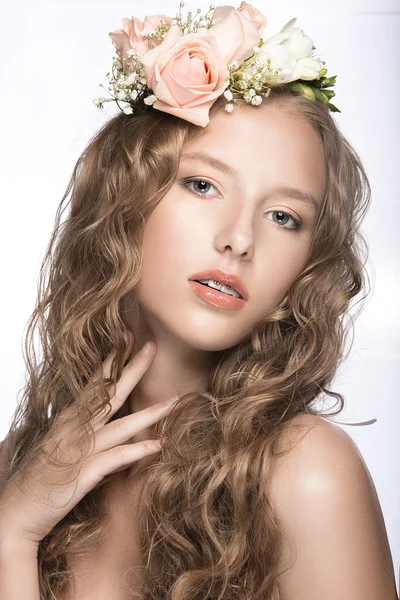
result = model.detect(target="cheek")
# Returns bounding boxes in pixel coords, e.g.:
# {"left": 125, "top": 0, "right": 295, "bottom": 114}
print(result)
{"left": 255, "top": 235, "right": 310, "bottom": 308}
{"left": 138, "top": 203, "right": 195, "bottom": 289}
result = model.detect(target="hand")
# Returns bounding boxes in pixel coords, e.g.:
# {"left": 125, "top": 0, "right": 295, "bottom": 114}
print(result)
{"left": 0, "top": 333, "right": 179, "bottom": 547}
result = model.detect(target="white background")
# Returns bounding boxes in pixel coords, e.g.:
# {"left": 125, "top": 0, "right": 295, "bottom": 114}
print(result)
{"left": 1, "top": 0, "right": 399, "bottom": 592}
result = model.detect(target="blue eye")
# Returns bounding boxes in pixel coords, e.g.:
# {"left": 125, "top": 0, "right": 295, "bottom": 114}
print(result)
{"left": 181, "top": 178, "right": 218, "bottom": 197}
{"left": 266, "top": 211, "right": 302, "bottom": 231}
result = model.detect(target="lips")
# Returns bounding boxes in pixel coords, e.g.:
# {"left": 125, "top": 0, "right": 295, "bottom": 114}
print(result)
{"left": 188, "top": 269, "right": 249, "bottom": 301}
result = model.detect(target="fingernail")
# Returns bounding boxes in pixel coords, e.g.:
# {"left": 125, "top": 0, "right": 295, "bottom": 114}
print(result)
{"left": 139, "top": 342, "right": 151, "bottom": 356}
{"left": 164, "top": 394, "right": 180, "bottom": 406}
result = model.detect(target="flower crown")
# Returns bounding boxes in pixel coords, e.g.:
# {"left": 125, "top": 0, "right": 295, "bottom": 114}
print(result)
{"left": 94, "top": 1, "right": 339, "bottom": 128}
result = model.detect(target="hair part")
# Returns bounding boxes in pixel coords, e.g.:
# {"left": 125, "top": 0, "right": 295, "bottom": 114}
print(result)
{"left": 2, "top": 85, "right": 371, "bottom": 599}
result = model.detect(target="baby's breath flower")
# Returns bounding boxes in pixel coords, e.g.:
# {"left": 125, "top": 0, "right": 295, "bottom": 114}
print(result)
{"left": 225, "top": 103, "right": 234, "bottom": 113}
{"left": 223, "top": 89, "right": 233, "bottom": 101}
{"left": 123, "top": 105, "right": 134, "bottom": 115}
{"left": 251, "top": 95, "right": 263, "bottom": 106}
{"left": 141, "top": 28, "right": 155, "bottom": 37}
{"left": 144, "top": 94, "right": 157, "bottom": 106}
{"left": 228, "top": 60, "right": 239, "bottom": 71}
{"left": 130, "top": 90, "right": 139, "bottom": 101}
{"left": 126, "top": 73, "right": 137, "bottom": 85}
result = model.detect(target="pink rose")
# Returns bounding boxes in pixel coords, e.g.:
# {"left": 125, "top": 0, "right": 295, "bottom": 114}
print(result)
{"left": 213, "top": 2, "right": 267, "bottom": 38}
{"left": 109, "top": 14, "right": 173, "bottom": 71}
{"left": 140, "top": 12, "right": 260, "bottom": 127}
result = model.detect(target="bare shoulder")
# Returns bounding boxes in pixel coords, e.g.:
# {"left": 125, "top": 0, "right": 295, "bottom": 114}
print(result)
{"left": 270, "top": 413, "right": 368, "bottom": 489}
{"left": 268, "top": 414, "right": 398, "bottom": 600}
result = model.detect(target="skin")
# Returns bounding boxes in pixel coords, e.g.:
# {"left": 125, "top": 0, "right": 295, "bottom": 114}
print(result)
{"left": 123, "top": 101, "right": 326, "bottom": 442}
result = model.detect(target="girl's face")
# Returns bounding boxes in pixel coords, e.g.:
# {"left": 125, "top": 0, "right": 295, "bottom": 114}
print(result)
{"left": 135, "top": 103, "right": 326, "bottom": 352}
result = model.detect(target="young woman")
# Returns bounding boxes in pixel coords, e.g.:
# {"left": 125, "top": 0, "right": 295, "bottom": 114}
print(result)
{"left": 0, "top": 3, "right": 397, "bottom": 599}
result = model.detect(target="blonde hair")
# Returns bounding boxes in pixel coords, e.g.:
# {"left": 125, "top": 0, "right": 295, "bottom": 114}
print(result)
{"left": 2, "top": 86, "right": 371, "bottom": 599}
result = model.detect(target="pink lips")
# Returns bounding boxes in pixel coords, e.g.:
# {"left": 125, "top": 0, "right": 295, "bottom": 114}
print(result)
{"left": 189, "top": 280, "right": 246, "bottom": 310}
{"left": 188, "top": 269, "right": 249, "bottom": 301}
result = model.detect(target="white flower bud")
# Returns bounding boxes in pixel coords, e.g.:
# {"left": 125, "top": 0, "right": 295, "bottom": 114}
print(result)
{"left": 130, "top": 89, "right": 138, "bottom": 100}
{"left": 123, "top": 106, "right": 133, "bottom": 114}
{"left": 142, "top": 28, "right": 155, "bottom": 37}
{"left": 117, "top": 91, "right": 127, "bottom": 100}
{"left": 248, "top": 88, "right": 256, "bottom": 97}
{"left": 225, "top": 103, "right": 234, "bottom": 113}
{"left": 126, "top": 73, "right": 137, "bottom": 85}
{"left": 251, "top": 95, "right": 263, "bottom": 106}
{"left": 144, "top": 94, "right": 157, "bottom": 105}
{"left": 223, "top": 89, "right": 233, "bottom": 101}
{"left": 228, "top": 60, "right": 239, "bottom": 71}
{"left": 252, "top": 46, "right": 261, "bottom": 54}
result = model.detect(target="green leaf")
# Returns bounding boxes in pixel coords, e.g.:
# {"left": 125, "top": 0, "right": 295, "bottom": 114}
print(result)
{"left": 327, "top": 102, "right": 341, "bottom": 113}
{"left": 288, "top": 82, "right": 316, "bottom": 100}
{"left": 321, "top": 75, "right": 337, "bottom": 87}
{"left": 314, "top": 88, "right": 329, "bottom": 103}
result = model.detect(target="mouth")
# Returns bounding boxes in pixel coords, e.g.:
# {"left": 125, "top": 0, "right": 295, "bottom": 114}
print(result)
{"left": 188, "top": 280, "right": 246, "bottom": 311}
{"left": 188, "top": 269, "right": 249, "bottom": 301}
{"left": 193, "top": 279, "right": 243, "bottom": 299}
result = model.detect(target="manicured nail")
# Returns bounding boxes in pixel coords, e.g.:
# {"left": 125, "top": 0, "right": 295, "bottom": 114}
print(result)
{"left": 139, "top": 341, "right": 151, "bottom": 356}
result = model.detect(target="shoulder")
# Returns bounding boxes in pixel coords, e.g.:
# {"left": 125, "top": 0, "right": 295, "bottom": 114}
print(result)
{"left": 270, "top": 414, "right": 368, "bottom": 495}
{"left": 267, "top": 414, "right": 397, "bottom": 600}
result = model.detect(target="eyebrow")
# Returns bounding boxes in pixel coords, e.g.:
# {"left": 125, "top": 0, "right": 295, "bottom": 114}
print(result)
{"left": 180, "top": 150, "right": 320, "bottom": 214}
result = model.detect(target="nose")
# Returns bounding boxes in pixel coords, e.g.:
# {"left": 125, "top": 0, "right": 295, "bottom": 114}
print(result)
{"left": 213, "top": 201, "right": 255, "bottom": 260}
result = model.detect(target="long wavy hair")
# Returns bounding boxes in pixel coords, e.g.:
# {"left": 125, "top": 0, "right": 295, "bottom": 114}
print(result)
{"left": 1, "top": 86, "right": 371, "bottom": 599}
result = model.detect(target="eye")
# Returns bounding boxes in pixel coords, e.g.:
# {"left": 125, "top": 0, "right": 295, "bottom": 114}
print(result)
{"left": 180, "top": 177, "right": 219, "bottom": 197}
{"left": 265, "top": 211, "right": 302, "bottom": 231}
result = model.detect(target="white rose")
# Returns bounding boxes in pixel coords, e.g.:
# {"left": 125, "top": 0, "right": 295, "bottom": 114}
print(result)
{"left": 255, "top": 38, "right": 296, "bottom": 83}
{"left": 256, "top": 18, "right": 322, "bottom": 84}
{"left": 290, "top": 56, "right": 323, "bottom": 81}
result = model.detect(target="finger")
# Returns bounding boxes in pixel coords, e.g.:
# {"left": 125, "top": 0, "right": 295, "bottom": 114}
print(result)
{"left": 92, "top": 396, "right": 179, "bottom": 454}
{"left": 83, "top": 439, "right": 162, "bottom": 485}
{"left": 92, "top": 340, "right": 157, "bottom": 429}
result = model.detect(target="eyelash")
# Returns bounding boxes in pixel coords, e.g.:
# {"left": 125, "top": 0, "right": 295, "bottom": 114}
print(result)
{"left": 180, "top": 177, "right": 303, "bottom": 232}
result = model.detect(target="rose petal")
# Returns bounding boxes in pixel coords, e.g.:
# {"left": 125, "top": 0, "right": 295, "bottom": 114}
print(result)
{"left": 151, "top": 98, "right": 217, "bottom": 127}
{"left": 109, "top": 29, "right": 131, "bottom": 61}
{"left": 291, "top": 56, "right": 322, "bottom": 80}
{"left": 140, "top": 24, "right": 183, "bottom": 88}
{"left": 285, "top": 28, "right": 313, "bottom": 59}
{"left": 208, "top": 9, "right": 261, "bottom": 63}
{"left": 212, "top": 5, "right": 235, "bottom": 24}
